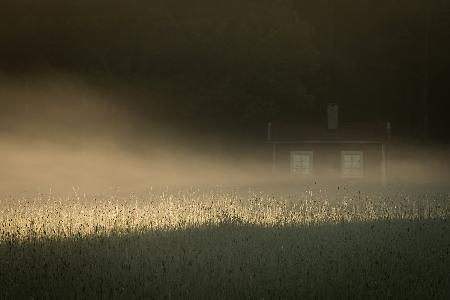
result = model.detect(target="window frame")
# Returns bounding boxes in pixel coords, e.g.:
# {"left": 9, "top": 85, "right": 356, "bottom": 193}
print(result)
{"left": 341, "top": 150, "right": 364, "bottom": 178}
{"left": 290, "top": 150, "right": 314, "bottom": 176}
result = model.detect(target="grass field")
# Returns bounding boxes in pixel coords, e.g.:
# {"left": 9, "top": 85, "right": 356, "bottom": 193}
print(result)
{"left": 0, "top": 186, "right": 449, "bottom": 299}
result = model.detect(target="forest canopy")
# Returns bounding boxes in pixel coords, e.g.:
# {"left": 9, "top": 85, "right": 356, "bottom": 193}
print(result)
{"left": 0, "top": 0, "right": 449, "bottom": 140}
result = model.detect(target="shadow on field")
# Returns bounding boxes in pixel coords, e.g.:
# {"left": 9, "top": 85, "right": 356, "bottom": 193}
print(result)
{"left": 1, "top": 218, "right": 449, "bottom": 299}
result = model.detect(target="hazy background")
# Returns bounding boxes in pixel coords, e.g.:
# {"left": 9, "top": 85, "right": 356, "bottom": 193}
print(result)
{"left": 0, "top": 0, "right": 449, "bottom": 192}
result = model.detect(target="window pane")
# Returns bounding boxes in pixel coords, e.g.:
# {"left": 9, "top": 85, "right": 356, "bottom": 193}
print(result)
{"left": 341, "top": 151, "right": 364, "bottom": 178}
{"left": 291, "top": 152, "right": 313, "bottom": 175}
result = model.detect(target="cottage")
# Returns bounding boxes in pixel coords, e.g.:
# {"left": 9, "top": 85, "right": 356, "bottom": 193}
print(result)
{"left": 267, "top": 104, "right": 390, "bottom": 185}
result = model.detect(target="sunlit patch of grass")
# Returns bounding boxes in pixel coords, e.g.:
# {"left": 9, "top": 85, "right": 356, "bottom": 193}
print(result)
{"left": 0, "top": 187, "right": 449, "bottom": 298}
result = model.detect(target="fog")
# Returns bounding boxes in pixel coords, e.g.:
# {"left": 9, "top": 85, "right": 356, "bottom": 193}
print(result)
{"left": 0, "top": 75, "right": 449, "bottom": 195}
{"left": 0, "top": 74, "right": 272, "bottom": 193}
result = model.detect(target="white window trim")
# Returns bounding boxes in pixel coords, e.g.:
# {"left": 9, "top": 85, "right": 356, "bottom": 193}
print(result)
{"left": 341, "top": 150, "right": 364, "bottom": 178}
{"left": 290, "top": 151, "right": 314, "bottom": 176}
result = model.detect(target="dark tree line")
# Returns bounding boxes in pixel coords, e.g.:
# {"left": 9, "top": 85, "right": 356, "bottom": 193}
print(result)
{"left": 0, "top": 0, "right": 449, "bottom": 141}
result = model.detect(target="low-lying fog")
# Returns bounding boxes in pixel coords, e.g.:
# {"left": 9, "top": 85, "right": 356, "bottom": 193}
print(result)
{"left": 1, "top": 74, "right": 449, "bottom": 194}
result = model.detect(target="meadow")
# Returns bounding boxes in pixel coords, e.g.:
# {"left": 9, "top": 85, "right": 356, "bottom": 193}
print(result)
{"left": 0, "top": 185, "right": 449, "bottom": 299}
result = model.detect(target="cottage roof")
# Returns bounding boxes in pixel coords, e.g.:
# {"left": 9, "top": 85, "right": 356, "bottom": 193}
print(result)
{"left": 269, "top": 122, "right": 389, "bottom": 143}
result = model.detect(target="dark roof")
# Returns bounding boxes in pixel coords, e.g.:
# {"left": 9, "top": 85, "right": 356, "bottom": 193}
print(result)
{"left": 269, "top": 122, "right": 389, "bottom": 143}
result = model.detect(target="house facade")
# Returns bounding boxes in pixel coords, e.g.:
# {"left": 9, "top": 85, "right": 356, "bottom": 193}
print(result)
{"left": 268, "top": 105, "right": 390, "bottom": 185}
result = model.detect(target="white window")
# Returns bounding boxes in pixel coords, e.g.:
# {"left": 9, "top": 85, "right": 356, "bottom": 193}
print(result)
{"left": 341, "top": 151, "right": 364, "bottom": 178}
{"left": 290, "top": 151, "right": 313, "bottom": 176}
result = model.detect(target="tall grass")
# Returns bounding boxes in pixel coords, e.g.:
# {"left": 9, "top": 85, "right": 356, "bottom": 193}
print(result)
{"left": 0, "top": 187, "right": 449, "bottom": 298}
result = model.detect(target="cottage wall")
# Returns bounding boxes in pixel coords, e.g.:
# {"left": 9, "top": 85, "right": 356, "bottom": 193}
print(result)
{"left": 274, "top": 143, "right": 384, "bottom": 184}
